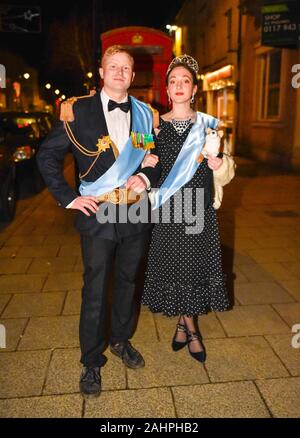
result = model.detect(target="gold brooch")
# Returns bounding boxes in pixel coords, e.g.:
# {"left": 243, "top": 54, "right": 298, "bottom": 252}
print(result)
{"left": 96, "top": 136, "right": 111, "bottom": 153}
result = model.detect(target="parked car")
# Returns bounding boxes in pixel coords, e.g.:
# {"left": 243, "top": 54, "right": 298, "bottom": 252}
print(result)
{"left": 0, "top": 127, "right": 16, "bottom": 222}
{"left": 0, "top": 111, "right": 55, "bottom": 196}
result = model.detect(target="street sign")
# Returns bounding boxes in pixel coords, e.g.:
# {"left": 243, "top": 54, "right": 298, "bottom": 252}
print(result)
{"left": 262, "top": 1, "right": 300, "bottom": 47}
{"left": 0, "top": 5, "right": 41, "bottom": 33}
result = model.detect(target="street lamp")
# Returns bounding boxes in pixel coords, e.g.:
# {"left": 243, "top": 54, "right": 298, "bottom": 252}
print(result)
{"left": 61, "top": 95, "right": 66, "bottom": 100}
{"left": 166, "top": 24, "right": 178, "bottom": 35}
{"left": 23, "top": 73, "right": 30, "bottom": 79}
{"left": 45, "top": 83, "right": 51, "bottom": 89}
{"left": 87, "top": 72, "right": 93, "bottom": 79}
{"left": 54, "top": 89, "right": 60, "bottom": 95}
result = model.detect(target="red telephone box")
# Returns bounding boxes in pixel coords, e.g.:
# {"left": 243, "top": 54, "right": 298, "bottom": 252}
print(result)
{"left": 101, "top": 26, "right": 173, "bottom": 111}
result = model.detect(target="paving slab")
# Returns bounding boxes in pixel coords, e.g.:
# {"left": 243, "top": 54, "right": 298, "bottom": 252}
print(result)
{"left": 0, "top": 295, "right": 11, "bottom": 315}
{"left": 43, "top": 348, "right": 126, "bottom": 395}
{"left": 18, "top": 315, "right": 79, "bottom": 350}
{"left": 256, "top": 377, "right": 300, "bottom": 418}
{"left": 238, "top": 264, "right": 275, "bottom": 282}
{"left": 127, "top": 340, "right": 209, "bottom": 389}
{"left": 17, "top": 245, "right": 60, "bottom": 258}
{"left": 0, "top": 350, "right": 51, "bottom": 398}
{"left": 43, "top": 273, "right": 83, "bottom": 291}
{"left": 259, "top": 263, "right": 299, "bottom": 282}
{"left": 265, "top": 334, "right": 300, "bottom": 376}
{"left": 4, "top": 236, "right": 46, "bottom": 247}
{"left": 246, "top": 249, "right": 296, "bottom": 264}
{"left": 231, "top": 267, "right": 250, "bottom": 283}
{"left": 204, "top": 337, "right": 289, "bottom": 382}
{"left": 58, "top": 245, "right": 81, "bottom": 257}
{"left": 84, "top": 387, "right": 175, "bottom": 418}
{"left": 172, "top": 381, "right": 270, "bottom": 418}
{"left": 272, "top": 303, "right": 300, "bottom": 328}
{"left": 217, "top": 305, "right": 290, "bottom": 336}
{"left": 281, "top": 262, "right": 300, "bottom": 280}
{"left": 234, "top": 282, "right": 295, "bottom": 305}
{"left": 0, "top": 394, "right": 82, "bottom": 418}
{"left": 0, "top": 274, "right": 46, "bottom": 294}
{"left": 28, "top": 257, "right": 77, "bottom": 274}
{"left": 62, "top": 290, "right": 81, "bottom": 315}
{"left": 0, "top": 318, "right": 27, "bottom": 352}
{"left": 1, "top": 292, "right": 65, "bottom": 318}
{"left": 0, "top": 246, "right": 19, "bottom": 258}
{"left": 0, "top": 258, "right": 32, "bottom": 274}
{"left": 131, "top": 310, "right": 157, "bottom": 342}
{"left": 278, "top": 280, "right": 300, "bottom": 302}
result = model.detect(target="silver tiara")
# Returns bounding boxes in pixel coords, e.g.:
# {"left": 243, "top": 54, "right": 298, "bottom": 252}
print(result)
{"left": 167, "top": 54, "right": 199, "bottom": 76}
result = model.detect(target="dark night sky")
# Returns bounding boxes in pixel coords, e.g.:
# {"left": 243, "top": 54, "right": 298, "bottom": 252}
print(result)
{"left": 1, "top": 0, "right": 184, "bottom": 94}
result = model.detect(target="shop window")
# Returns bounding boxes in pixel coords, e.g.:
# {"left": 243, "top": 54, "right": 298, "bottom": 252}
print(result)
{"left": 257, "top": 49, "right": 282, "bottom": 120}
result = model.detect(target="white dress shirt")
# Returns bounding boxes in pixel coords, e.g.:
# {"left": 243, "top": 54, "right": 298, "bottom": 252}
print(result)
{"left": 66, "top": 90, "right": 150, "bottom": 208}
{"left": 100, "top": 89, "right": 130, "bottom": 154}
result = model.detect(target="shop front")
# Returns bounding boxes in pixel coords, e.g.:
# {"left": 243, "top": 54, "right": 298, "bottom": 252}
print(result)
{"left": 202, "top": 65, "right": 236, "bottom": 154}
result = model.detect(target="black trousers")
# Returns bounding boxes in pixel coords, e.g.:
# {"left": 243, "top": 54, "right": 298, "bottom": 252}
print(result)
{"left": 79, "top": 231, "right": 150, "bottom": 367}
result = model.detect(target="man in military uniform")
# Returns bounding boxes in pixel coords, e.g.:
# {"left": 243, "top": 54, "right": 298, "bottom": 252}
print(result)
{"left": 37, "top": 45, "right": 160, "bottom": 398}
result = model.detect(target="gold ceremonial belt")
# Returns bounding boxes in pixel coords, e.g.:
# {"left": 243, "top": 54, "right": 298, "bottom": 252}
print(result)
{"left": 97, "top": 188, "right": 145, "bottom": 205}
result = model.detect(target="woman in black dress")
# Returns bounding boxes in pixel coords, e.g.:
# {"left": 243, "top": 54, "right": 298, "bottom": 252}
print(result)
{"left": 142, "top": 55, "right": 232, "bottom": 363}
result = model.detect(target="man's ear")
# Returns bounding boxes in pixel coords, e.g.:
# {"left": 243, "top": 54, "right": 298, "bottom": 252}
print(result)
{"left": 99, "top": 67, "right": 104, "bottom": 79}
{"left": 131, "top": 72, "right": 135, "bottom": 83}
{"left": 218, "top": 130, "right": 224, "bottom": 138}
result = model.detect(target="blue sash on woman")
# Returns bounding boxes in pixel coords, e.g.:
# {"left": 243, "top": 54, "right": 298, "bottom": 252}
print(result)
{"left": 151, "top": 111, "right": 219, "bottom": 210}
{"left": 79, "top": 96, "right": 153, "bottom": 197}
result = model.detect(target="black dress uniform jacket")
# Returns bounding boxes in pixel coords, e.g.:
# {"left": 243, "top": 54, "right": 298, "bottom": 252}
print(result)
{"left": 37, "top": 92, "right": 161, "bottom": 241}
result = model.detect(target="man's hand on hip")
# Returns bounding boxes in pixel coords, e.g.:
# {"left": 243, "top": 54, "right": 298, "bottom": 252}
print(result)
{"left": 69, "top": 196, "right": 99, "bottom": 216}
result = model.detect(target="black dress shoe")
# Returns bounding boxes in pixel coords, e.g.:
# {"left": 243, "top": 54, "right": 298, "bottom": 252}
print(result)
{"left": 187, "top": 331, "right": 206, "bottom": 363}
{"left": 172, "top": 322, "right": 188, "bottom": 351}
{"left": 110, "top": 341, "right": 145, "bottom": 369}
{"left": 79, "top": 366, "right": 101, "bottom": 398}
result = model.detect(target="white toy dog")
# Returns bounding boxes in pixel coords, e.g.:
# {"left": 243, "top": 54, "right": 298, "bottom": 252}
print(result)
{"left": 198, "top": 128, "right": 224, "bottom": 163}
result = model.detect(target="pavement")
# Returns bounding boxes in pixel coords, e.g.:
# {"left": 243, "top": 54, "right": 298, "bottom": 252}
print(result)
{"left": 0, "top": 155, "right": 300, "bottom": 418}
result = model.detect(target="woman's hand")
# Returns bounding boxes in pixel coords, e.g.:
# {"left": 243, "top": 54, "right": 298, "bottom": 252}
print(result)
{"left": 126, "top": 175, "right": 147, "bottom": 193}
{"left": 207, "top": 156, "right": 223, "bottom": 171}
{"left": 142, "top": 154, "right": 159, "bottom": 168}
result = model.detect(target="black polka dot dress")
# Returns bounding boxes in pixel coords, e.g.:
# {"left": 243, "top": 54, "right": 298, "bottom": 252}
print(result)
{"left": 142, "top": 118, "right": 230, "bottom": 317}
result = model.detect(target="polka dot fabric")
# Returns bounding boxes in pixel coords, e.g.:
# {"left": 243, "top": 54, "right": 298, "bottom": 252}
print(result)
{"left": 142, "top": 118, "right": 230, "bottom": 317}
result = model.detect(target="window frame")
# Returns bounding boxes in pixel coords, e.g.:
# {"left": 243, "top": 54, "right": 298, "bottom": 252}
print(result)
{"left": 254, "top": 46, "right": 285, "bottom": 123}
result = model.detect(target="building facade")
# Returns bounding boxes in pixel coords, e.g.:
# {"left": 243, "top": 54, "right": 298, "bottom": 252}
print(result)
{"left": 175, "top": 0, "right": 300, "bottom": 170}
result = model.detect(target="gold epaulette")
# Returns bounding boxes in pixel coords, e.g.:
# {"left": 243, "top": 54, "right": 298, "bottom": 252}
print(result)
{"left": 147, "top": 103, "right": 160, "bottom": 130}
{"left": 59, "top": 90, "right": 96, "bottom": 122}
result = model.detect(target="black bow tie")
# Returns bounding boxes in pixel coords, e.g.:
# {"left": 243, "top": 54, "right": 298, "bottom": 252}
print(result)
{"left": 108, "top": 99, "right": 130, "bottom": 113}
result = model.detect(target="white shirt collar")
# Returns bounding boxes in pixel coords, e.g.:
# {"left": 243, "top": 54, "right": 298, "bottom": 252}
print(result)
{"left": 100, "top": 89, "right": 129, "bottom": 108}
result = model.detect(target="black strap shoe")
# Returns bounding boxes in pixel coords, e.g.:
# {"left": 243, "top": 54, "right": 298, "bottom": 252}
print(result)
{"left": 172, "top": 322, "right": 188, "bottom": 351}
{"left": 79, "top": 366, "right": 101, "bottom": 398}
{"left": 187, "top": 331, "right": 206, "bottom": 363}
{"left": 110, "top": 341, "right": 145, "bottom": 369}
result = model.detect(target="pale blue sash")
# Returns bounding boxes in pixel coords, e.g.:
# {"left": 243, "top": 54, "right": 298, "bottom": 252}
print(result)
{"left": 152, "top": 111, "right": 219, "bottom": 210}
{"left": 79, "top": 96, "right": 152, "bottom": 197}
